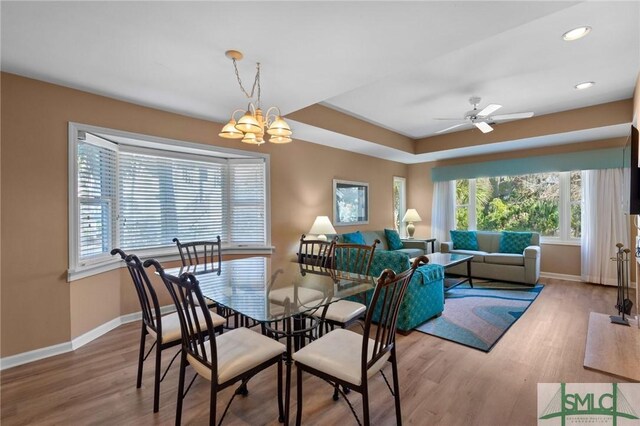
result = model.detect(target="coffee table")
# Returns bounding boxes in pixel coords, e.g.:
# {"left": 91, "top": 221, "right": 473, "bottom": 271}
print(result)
{"left": 425, "top": 252, "right": 474, "bottom": 290}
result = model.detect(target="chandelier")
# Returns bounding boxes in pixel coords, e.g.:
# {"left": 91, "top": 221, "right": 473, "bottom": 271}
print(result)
{"left": 218, "top": 50, "right": 293, "bottom": 145}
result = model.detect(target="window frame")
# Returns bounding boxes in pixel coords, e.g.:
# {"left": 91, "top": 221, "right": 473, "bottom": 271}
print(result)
{"left": 68, "top": 122, "right": 272, "bottom": 281}
{"left": 455, "top": 171, "right": 580, "bottom": 245}
{"left": 393, "top": 176, "right": 406, "bottom": 236}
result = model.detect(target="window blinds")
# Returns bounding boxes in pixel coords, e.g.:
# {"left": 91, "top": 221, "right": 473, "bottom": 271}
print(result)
{"left": 77, "top": 138, "right": 117, "bottom": 262}
{"left": 229, "top": 160, "right": 266, "bottom": 244}
{"left": 119, "top": 150, "right": 228, "bottom": 249}
{"left": 75, "top": 134, "right": 267, "bottom": 265}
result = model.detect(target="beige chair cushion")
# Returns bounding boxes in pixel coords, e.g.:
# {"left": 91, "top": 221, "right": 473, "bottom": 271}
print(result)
{"left": 293, "top": 328, "right": 390, "bottom": 386}
{"left": 147, "top": 309, "right": 226, "bottom": 344}
{"left": 187, "top": 327, "right": 285, "bottom": 383}
{"left": 310, "top": 300, "right": 366, "bottom": 323}
{"left": 269, "top": 287, "right": 325, "bottom": 306}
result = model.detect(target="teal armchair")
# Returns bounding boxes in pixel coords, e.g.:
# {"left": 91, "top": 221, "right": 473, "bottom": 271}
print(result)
{"left": 347, "top": 249, "right": 444, "bottom": 333}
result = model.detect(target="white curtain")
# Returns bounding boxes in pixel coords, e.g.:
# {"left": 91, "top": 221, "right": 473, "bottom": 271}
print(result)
{"left": 431, "top": 180, "right": 456, "bottom": 248}
{"left": 581, "top": 169, "right": 629, "bottom": 285}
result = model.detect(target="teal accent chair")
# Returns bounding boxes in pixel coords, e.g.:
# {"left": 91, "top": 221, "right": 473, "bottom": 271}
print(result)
{"left": 349, "top": 250, "right": 444, "bottom": 333}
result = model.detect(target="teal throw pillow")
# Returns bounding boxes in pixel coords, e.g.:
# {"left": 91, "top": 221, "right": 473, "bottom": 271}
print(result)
{"left": 384, "top": 229, "right": 404, "bottom": 250}
{"left": 499, "top": 231, "right": 532, "bottom": 254}
{"left": 450, "top": 230, "right": 479, "bottom": 250}
{"left": 342, "top": 231, "right": 366, "bottom": 245}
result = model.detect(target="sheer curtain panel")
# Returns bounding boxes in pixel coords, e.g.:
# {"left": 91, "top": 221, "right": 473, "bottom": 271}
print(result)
{"left": 431, "top": 180, "right": 456, "bottom": 248}
{"left": 581, "top": 169, "right": 629, "bottom": 285}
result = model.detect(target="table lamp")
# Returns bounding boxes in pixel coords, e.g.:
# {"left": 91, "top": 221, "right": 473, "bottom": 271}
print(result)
{"left": 402, "top": 209, "right": 422, "bottom": 238}
{"left": 308, "top": 216, "right": 336, "bottom": 241}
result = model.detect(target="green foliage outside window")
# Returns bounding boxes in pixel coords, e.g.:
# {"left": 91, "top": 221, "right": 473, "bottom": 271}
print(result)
{"left": 455, "top": 171, "right": 581, "bottom": 238}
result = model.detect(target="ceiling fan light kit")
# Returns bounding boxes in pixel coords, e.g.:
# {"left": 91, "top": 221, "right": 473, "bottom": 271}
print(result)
{"left": 434, "top": 96, "right": 535, "bottom": 135}
{"left": 218, "top": 50, "right": 293, "bottom": 145}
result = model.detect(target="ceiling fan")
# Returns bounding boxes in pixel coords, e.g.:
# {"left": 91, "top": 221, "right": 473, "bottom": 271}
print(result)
{"left": 434, "top": 96, "right": 534, "bottom": 134}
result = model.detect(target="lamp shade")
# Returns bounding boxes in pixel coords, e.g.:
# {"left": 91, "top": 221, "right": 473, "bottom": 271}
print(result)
{"left": 402, "top": 209, "right": 422, "bottom": 223}
{"left": 308, "top": 216, "right": 336, "bottom": 236}
{"left": 269, "top": 135, "right": 292, "bottom": 144}
{"left": 241, "top": 132, "right": 260, "bottom": 144}
{"left": 235, "top": 111, "right": 261, "bottom": 134}
{"left": 267, "top": 116, "right": 293, "bottom": 136}
{"left": 218, "top": 119, "right": 244, "bottom": 139}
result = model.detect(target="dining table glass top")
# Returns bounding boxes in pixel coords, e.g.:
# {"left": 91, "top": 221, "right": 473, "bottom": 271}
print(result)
{"left": 162, "top": 256, "right": 376, "bottom": 323}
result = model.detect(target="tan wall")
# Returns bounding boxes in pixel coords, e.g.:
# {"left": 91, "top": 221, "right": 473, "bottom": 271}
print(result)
{"left": 1, "top": 73, "right": 407, "bottom": 356}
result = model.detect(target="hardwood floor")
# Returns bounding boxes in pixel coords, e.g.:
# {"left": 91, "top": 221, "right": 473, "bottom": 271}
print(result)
{"left": 1, "top": 279, "right": 633, "bottom": 426}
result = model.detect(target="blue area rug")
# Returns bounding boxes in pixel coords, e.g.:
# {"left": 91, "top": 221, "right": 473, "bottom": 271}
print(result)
{"left": 414, "top": 281, "right": 543, "bottom": 352}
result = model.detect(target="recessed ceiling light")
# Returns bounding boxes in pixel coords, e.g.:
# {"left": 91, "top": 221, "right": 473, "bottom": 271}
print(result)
{"left": 562, "top": 26, "right": 591, "bottom": 41}
{"left": 575, "top": 81, "right": 595, "bottom": 90}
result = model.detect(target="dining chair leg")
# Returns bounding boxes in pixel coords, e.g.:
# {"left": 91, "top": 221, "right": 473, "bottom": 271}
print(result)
{"left": 136, "top": 323, "right": 146, "bottom": 388}
{"left": 209, "top": 380, "right": 217, "bottom": 426}
{"left": 277, "top": 359, "right": 284, "bottom": 422}
{"left": 175, "top": 352, "right": 187, "bottom": 426}
{"left": 362, "top": 380, "right": 370, "bottom": 426}
{"left": 391, "top": 348, "right": 403, "bottom": 426}
{"left": 153, "top": 339, "right": 162, "bottom": 413}
{"left": 295, "top": 366, "right": 303, "bottom": 426}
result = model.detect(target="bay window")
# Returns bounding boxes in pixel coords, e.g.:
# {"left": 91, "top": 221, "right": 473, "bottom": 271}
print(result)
{"left": 69, "top": 123, "right": 270, "bottom": 279}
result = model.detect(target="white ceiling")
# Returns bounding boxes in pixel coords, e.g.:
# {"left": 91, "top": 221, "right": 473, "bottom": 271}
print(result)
{"left": 1, "top": 1, "right": 639, "bottom": 159}
{"left": 324, "top": 1, "right": 640, "bottom": 138}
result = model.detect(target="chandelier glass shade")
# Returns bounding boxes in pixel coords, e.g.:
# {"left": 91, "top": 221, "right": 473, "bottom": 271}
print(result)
{"left": 218, "top": 50, "right": 293, "bottom": 145}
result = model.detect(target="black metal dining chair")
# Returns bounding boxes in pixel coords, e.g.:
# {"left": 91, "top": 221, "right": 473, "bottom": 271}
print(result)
{"left": 293, "top": 256, "right": 428, "bottom": 426}
{"left": 111, "top": 248, "right": 226, "bottom": 413}
{"left": 297, "top": 234, "right": 335, "bottom": 267}
{"left": 320, "top": 240, "right": 380, "bottom": 331}
{"left": 145, "top": 259, "right": 286, "bottom": 426}
{"left": 173, "top": 237, "right": 222, "bottom": 266}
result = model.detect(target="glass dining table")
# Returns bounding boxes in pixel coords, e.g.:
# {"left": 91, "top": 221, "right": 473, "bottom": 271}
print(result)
{"left": 161, "top": 256, "right": 377, "bottom": 425}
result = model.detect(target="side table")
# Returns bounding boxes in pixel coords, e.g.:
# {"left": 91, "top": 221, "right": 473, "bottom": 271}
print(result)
{"left": 401, "top": 237, "right": 436, "bottom": 254}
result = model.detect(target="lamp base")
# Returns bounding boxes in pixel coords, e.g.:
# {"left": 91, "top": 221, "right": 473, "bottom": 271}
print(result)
{"left": 406, "top": 222, "right": 415, "bottom": 238}
{"left": 317, "top": 234, "right": 328, "bottom": 242}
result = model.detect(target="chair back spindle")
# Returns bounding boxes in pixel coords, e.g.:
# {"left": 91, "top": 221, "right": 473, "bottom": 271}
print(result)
{"left": 145, "top": 259, "right": 220, "bottom": 383}
{"left": 297, "top": 234, "right": 335, "bottom": 267}
{"left": 112, "top": 249, "right": 162, "bottom": 338}
{"left": 362, "top": 255, "right": 428, "bottom": 376}
{"left": 331, "top": 239, "right": 380, "bottom": 276}
{"left": 173, "top": 236, "right": 222, "bottom": 266}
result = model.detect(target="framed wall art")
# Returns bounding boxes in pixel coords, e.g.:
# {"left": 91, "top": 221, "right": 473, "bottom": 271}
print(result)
{"left": 333, "top": 179, "right": 369, "bottom": 226}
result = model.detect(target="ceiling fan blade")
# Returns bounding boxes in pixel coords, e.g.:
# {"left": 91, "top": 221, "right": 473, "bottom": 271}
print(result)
{"left": 474, "top": 121, "right": 494, "bottom": 133}
{"left": 435, "top": 123, "right": 469, "bottom": 134}
{"left": 477, "top": 104, "right": 502, "bottom": 117}
{"left": 491, "top": 112, "right": 535, "bottom": 121}
{"left": 432, "top": 118, "right": 466, "bottom": 121}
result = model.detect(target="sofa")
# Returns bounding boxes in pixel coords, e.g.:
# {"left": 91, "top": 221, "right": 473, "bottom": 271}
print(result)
{"left": 331, "top": 230, "right": 427, "bottom": 258}
{"left": 441, "top": 231, "right": 541, "bottom": 285}
{"left": 344, "top": 248, "right": 444, "bottom": 333}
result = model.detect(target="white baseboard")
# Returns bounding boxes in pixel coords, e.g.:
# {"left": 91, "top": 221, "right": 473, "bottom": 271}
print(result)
{"left": 539, "top": 272, "right": 637, "bottom": 288}
{"left": 0, "top": 341, "right": 73, "bottom": 371}
{"left": 1, "top": 305, "right": 175, "bottom": 371}
{"left": 539, "top": 272, "right": 583, "bottom": 282}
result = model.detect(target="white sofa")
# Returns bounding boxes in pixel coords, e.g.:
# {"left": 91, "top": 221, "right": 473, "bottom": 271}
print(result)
{"left": 441, "top": 231, "right": 541, "bottom": 285}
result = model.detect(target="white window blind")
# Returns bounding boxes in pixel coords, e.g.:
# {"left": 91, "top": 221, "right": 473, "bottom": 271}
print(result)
{"left": 229, "top": 160, "right": 266, "bottom": 244}
{"left": 71, "top": 127, "right": 270, "bottom": 276}
{"left": 119, "top": 149, "right": 228, "bottom": 249}
{"left": 77, "top": 137, "right": 117, "bottom": 263}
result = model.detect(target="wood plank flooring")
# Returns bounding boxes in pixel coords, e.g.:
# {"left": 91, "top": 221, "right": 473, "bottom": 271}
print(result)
{"left": 1, "top": 279, "right": 634, "bottom": 426}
